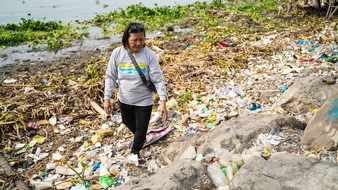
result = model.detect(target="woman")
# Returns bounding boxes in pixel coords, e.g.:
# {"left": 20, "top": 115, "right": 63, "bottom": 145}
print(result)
{"left": 103, "top": 22, "right": 167, "bottom": 165}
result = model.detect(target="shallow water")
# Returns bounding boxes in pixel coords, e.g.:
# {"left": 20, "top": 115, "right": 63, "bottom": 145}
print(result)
{"left": 0, "top": 27, "right": 193, "bottom": 67}
{"left": 0, "top": 0, "right": 203, "bottom": 24}
{"left": 0, "top": 0, "right": 197, "bottom": 67}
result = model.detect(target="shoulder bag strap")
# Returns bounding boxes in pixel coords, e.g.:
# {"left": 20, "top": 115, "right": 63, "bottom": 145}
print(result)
{"left": 127, "top": 50, "right": 149, "bottom": 85}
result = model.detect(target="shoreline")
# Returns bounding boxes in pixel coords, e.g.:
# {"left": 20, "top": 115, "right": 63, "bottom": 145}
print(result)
{"left": 0, "top": 25, "right": 193, "bottom": 69}
{"left": 0, "top": 26, "right": 193, "bottom": 81}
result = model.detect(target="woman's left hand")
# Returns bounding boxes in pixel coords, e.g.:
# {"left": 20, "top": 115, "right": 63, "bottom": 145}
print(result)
{"left": 160, "top": 100, "right": 168, "bottom": 121}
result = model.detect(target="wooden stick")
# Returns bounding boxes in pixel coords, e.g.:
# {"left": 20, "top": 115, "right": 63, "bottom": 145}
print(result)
{"left": 90, "top": 101, "right": 108, "bottom": 120}
{"left": 1, "top": 84, "right": 27, "bottom": 87}
{"left": 0, "top": 121, "right": 16, "bottom": 125}
{"left": 0, "top": 153, "right": 30, "bottom": 190}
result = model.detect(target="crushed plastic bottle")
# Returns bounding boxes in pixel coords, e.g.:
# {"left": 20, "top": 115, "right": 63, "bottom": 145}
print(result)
{"left": 226, "top": 162, "right": 233, "bottom": 181}
{"left": 231, "top": 162, "right": 239, "bottom": 175}
{"left": 207, "top": 163, "right": 227, "bottom": 188}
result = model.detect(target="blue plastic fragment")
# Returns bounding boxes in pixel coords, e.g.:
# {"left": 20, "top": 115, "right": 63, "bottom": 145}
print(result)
{"left": 280, "top": 85, "right": 289, "bottom": 93}
{"left": 319, "top": 54, "right": 329, "bottom": 59}
{"left": 248, "top": 103, "right": 261, "bottom": 111}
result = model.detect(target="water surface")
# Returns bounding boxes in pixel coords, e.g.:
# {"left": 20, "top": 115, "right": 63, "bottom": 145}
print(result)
{"left": 0, "top": 0, "right": 199, "bottom": 67}
{"left": 0, "top": 0, "right": 203, "bottom": 24}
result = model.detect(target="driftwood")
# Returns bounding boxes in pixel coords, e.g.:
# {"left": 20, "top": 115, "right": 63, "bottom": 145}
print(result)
{"left": 90, "top": 100, "right": 108, "bottom": 120}
{"left": 0, "top": 153, "right": 30, "bottom": 190}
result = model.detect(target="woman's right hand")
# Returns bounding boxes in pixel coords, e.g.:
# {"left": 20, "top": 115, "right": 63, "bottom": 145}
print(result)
{"left": 104, "top": 99, "right": 112, "bottom": 114}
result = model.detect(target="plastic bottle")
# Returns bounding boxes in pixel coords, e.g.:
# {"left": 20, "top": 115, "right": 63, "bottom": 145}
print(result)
{"left": 92, "top": 161, "right": 101, "bottom": 171}
{"left": 231, "top": 162, "right": 239, "bottom": 175}
{"left": 226, "top": 162, "right": 233, "bottom": 181}
{"left": 35, "top": 147, "right": 41, "bottom": 156}
{"left": 207, "top": 163, "right": 227, "bottom": 188}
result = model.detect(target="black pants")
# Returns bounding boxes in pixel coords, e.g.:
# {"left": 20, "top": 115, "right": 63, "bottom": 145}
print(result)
{"left": 119, "top": 101, "right": 152, "bottom": 155}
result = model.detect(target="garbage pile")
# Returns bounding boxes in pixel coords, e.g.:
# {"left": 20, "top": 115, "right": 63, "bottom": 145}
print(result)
{"left": 1, "top": 13, "right": 338, "bottom": 190}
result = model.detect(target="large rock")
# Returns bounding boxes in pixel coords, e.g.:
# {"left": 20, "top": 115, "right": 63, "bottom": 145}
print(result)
{"left": 300, "top": 91, "right": 338, "bottom": 149}
{"left": 276, "top": 76, "right": 338, "bottom": 115}
{"left": 115, "top": 159, "right": 214, "bottom": 190}
{"left": 163, "top": 114, "right": 303, "bottom": 164}
{"left": 162, "top": 134, "right": 202, "bottom": 165}
{"left": 229, "top": 153, "right": 338, "bottom": 190}
{"left": 116, "top": 113, "right": 332, "bottom": 189}
{"left": 196, "top": 114, "right": 304, "bottom": 155}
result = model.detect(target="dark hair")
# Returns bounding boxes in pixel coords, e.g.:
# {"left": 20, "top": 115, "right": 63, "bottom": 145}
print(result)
{"left": 122, "top": 22, "right": 146, "bottom": 49}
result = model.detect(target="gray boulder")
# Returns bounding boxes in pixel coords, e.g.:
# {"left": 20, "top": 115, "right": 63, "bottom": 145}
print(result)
{"left": 276, "top": 76, "right": 337, "bottom": 115}
{"left": 229, "top": 153, "right": 338, "bottom": 190}
{"left": 162, "top": 133, "right": 202, "bottom": 165}
{"left": 163, "top": 114, "right": 303, "bottom": 164}
{"left": 115, "top": 159, "right": 215, "bottom": 190}
{"left": 300, "top": 91, "right": 338, "bottom": 149}
{"left": 117, "top": 113, "right": 332, "bottom": 189}
{"left": 196, "top": 114, "right": 304, "bottom": 155}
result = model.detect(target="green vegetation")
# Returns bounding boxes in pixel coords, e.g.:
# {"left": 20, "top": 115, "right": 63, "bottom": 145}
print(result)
{"left": 62, "top": 159, "right": 89, "bottom": 184}
{"left": 178, "top": 91, "right": 193, "bottom": 105}
{"left": 85, "top": 62, "right": 102, "bottom": 83}
{"left": 89, "top": 2, "right": 201, "bottom": 32}
{"left": 0, "top": 0, "right": 320, "bottom": 50}
{"left": 0, "top": 18, "right": 85, "bottom": 50}
{"left": 82, "top": 57, "right": 107, "bottom": 85}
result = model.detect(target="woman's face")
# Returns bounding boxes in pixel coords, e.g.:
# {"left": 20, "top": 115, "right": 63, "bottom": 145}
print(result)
{"left": 128, "top": 32, "right": 145, "bottom": 53}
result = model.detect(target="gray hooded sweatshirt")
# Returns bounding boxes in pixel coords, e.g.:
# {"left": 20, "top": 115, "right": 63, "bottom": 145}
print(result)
{"left": 104, "top": 46, "right": 166, "bottom": 106}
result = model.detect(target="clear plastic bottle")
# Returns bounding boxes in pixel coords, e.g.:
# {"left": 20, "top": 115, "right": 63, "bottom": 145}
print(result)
{"left": 226, "top": 162, "right": 233, "bottom": 181}
{"left": 207, "top": 163, "right": 227, "bottom": 188}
